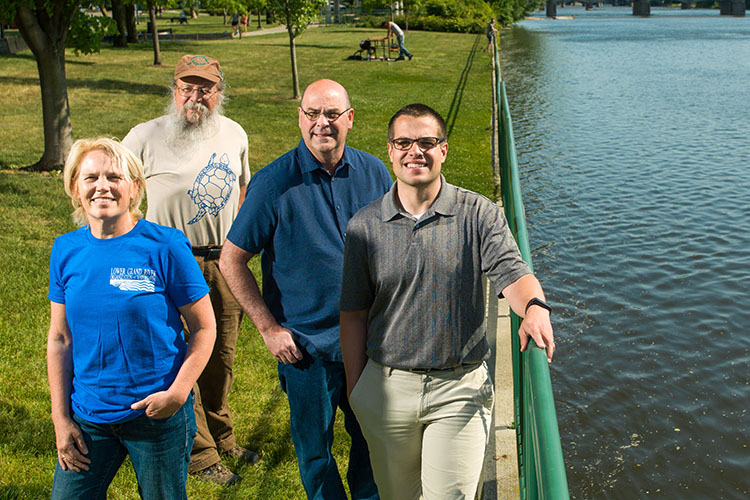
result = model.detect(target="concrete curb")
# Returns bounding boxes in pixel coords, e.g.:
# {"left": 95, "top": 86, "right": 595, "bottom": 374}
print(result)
{"left": 481, "top": 281, "right": 520, "bottom": 499}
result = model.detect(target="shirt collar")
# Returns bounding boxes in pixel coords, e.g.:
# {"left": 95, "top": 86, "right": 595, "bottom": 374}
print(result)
{"left": 296, "top": 139, "right": 351, "bottom": 175}
{"left": 381, "top": 175, "right": 458, "bottom": 222}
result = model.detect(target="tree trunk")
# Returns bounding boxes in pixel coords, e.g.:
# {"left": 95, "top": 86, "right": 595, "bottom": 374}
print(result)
{"left": 257, "top": 10, "right": 261, "bottom": 29}
{"left": 111, "top": 0, "right": 128, "bottom": 47}
{"left": 190, "top": 7, "right": 198, "bottom": 19}
{"left": 15, "top": 3, "right": 77, "bottom": 171}
{"left": 125, "top": 3, "right": 138, "bottom": 43}
{"left": 147, "top": 2, "right": 161, "bottom": 66}
{"left": 287, "top": 26, "right": 299, "bottom": 99}
{"left": 222, "top": 8, "right": 227, "bottom": 25}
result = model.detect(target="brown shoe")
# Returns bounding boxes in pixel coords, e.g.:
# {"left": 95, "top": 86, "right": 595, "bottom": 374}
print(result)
{"left": 191, "top": 462, "right": 241, "bottom": 486}
{"left": 221, "top": 445, "right": 260, "bottom": 465}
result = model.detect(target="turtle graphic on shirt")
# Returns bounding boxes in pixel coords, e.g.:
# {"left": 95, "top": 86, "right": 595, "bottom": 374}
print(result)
{"left": 187, "top": 152, "right": 236, "bottom": 225}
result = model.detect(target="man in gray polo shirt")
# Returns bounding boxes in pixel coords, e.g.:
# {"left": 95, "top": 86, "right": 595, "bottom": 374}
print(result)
{"left": 339, "top": 103, "right": 555, "bottom": 500}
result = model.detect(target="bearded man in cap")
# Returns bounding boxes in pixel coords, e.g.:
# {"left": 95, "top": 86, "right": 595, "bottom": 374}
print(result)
{"left": 123, "top": 54, "right": 255, "bottom": 486}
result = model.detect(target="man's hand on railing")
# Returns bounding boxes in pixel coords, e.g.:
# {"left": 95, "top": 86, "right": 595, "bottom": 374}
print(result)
{"left": 519, "top": 306, "right": 555, "bottom": 363}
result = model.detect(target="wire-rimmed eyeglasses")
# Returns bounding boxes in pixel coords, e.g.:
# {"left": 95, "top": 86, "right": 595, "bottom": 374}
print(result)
{"left": 176, "top": 84, "right": 217, "bottom": 99}
{"left": 300, "top": 107, "right": 352, "bottom": 122}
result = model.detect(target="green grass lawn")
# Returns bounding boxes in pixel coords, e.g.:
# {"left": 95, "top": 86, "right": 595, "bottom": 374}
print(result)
{"left": 0, "top": 26, "right": 494, "bottom": 499}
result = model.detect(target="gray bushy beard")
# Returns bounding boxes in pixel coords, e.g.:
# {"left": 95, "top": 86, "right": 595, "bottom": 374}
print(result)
{"left": 165, "top": 97, "right": 223, "bottom": 154}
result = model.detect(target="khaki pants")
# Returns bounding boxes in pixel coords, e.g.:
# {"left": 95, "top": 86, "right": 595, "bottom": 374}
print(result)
{"left": 349, "top": 360, "right": 494, "bottom": 500}
{"left": 187, "top": 256, "right": 244, "bottom": 473}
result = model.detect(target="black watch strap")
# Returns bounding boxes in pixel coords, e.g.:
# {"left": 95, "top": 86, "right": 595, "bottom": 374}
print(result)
{"left": 525, "top": 297, "right": 552, "bottom": 315}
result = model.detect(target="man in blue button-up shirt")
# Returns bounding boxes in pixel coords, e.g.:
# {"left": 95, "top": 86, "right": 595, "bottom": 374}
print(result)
{"left": 220, "top": 79, "right": 391, "bottom": 499}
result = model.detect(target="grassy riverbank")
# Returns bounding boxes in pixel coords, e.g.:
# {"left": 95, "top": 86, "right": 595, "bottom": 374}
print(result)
{"left": 0, "top": 27, "right": 493, "bottom": 499}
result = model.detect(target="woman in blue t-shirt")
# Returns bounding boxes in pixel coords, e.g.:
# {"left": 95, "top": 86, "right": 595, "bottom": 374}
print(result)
{"left": 47, "top": 138, "right": 216, "bottom": 499}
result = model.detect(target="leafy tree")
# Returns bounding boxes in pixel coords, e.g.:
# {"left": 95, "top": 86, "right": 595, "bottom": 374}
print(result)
{"left": 203, "top": 0, "right": 250, "bottom": 24}
{"left": 0, "top": 1, "right": 110, "bottom": 170}
{"left": 267, "top": 0, "right": 326, "bottom": 99}
{"left": 247, "top": 0, "right": 267, "bottom": 28}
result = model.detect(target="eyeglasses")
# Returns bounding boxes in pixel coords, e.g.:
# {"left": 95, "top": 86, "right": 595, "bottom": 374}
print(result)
{"left": 176, "top": 85, "right": 217, "bottom": 98}
{"left": 300, "top": 107, "right": 351, "bottom": 122}
{"left": 389, "top": 137, "right": 446, "bottom": 151}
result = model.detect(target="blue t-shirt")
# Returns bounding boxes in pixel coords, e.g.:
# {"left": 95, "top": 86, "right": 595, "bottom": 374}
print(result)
{"left": 227, "top": 140, "right": 392, "bottom": 361}
{"left": 48, "top": 219, "right": 210, "bottom": 424}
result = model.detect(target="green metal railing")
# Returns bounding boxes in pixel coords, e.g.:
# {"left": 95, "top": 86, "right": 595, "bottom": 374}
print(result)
{"left": 491, "top": 37, "right": 570, "bottom": 500}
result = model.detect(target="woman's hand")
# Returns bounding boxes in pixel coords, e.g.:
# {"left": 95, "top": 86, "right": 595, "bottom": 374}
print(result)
{"left": 131, "top": 390, "right": 185, "bottom": 419}
{"left": 53, "top": 417, "right": 91, "bottom": 472}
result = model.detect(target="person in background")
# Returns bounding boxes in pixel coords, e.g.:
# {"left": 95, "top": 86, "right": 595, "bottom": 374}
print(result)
{"left": 219, "top": 79, "right": 391, "bottom": 499}
{"left": 232, "top": 13, "right": 240, "bottom": 37}
{"left": 384, "top": 20, "right": 413, "bottom": 61}
{"left": 340, "top": 103, "right": 555, "bottom": 500}
{"left": 123, "top": 54, "right": 255, "bottom": 486}
{"left": 240, "top": 13, "right": 248, "bottom": 34}
{"left": 48, "top": 137, "right": 216, "bottom": 500}
{"left": 486, "top": 18, "right": 498, "bottom": 52}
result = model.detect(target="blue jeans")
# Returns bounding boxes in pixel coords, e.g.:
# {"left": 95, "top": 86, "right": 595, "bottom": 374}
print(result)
{"left": 396, "top": 34, "right": 412, "bottom": 59}
{"left": 51, "top": 394, "right": 196, "bottom": 500}
{"left": 278, "top": 354, "right": 379, "bottom": 500}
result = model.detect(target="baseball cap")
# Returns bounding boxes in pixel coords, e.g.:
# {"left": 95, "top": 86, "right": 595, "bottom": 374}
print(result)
{"left": 174, "top": 54, "right": 224, "bottom": 83}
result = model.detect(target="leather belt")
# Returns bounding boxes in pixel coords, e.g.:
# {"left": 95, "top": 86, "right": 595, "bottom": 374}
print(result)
{"left": 192, "top": 246, "right": 222, "bottom": 260}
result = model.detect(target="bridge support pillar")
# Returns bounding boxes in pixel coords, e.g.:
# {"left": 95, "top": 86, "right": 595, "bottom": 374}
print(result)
{"left": 546, "top": 1, "right": 557, "bottom": 18}
{"left": 633, "top": 0, "right": 650, "bottom": 16}
{"left": 719, "top": 0, "right": 745, "bottom": 15}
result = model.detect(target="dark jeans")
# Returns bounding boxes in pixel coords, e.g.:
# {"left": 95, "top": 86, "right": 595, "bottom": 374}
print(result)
{"left": 50, "top": 394, "right": 196, "bottom": 500}
{"left": 278, "top": 354, "right": 379, "bottom": 500}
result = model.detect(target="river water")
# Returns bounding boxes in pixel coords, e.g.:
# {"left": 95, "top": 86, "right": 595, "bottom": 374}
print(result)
{"left": 500, "top": 6, "right": 749, "bottom": 499}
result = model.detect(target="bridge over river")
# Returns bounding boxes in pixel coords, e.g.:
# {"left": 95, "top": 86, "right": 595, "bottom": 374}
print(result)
{"left": 544, "top": 0, "right": 746, "bottom": 17}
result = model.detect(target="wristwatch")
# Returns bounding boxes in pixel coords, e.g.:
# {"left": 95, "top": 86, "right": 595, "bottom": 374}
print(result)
{"left": 525, "top": 297, "right": 552, "bottom": 315}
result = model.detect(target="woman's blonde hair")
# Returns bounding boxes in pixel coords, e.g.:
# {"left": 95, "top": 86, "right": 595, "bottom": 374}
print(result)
{"left": 63, "top": 137, "right": 146, "bottom": 226}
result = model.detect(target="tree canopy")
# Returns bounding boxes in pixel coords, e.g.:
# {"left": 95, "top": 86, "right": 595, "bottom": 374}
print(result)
{"left": 0, "top": 0, "right": 113, "bottom": 170}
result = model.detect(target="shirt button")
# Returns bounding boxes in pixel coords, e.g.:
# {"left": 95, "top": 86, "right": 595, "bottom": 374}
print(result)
{"left": 336, "top": 205, "right": 341, "bottom": 210}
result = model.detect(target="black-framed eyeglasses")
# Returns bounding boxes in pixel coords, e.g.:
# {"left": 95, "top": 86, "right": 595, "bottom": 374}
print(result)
{"left": 176, "top": 85, "right": 217, "bottom": 98}
{"left": 389, "top": 137, "right": 446, "bottom": 151}
{"left": 301, "top": 107, "right": 352, "bottom": 122}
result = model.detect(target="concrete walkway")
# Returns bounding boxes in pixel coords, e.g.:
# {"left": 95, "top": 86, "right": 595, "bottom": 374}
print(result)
{"left": 234, "top": 25, "right": 289, "bottom": 38}
{"left": 481, "top": 288, "right": 520, "bottom": 499}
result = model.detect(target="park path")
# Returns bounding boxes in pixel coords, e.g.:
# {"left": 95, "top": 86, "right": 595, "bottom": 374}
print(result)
{"left": 233, "top": 23, "right": 323, "bottom": 39}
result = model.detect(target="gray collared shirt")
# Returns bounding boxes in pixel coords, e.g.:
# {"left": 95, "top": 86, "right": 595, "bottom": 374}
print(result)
{"left": 340, "top": 178, "right": 531, "bottom": 370}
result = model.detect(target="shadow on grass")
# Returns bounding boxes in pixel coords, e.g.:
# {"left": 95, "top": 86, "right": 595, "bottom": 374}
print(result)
{"left": 1, "top": 52, "right": 95, "bottom": 66}
{"left": 0, "top": 76, "right": 167, "bottom": 96}
{"left": 294, "top": 44, "right": 351, "bottom": 50}
{"left": 445, "top": 34, "right": 481, "bottom": 140}
{"left": 0, "top": 399, "right": 55, "bottom": 452}
{"left": 243, "top": 389, "right": 296, "bottom": 469}
{"left": 0, "top": 176, "right": 30, "bottom": 196}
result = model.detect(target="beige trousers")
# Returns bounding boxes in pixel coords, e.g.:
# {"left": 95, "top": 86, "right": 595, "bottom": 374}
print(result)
{"left": 349, "top": 359, "right": 494, "bottom": 500}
